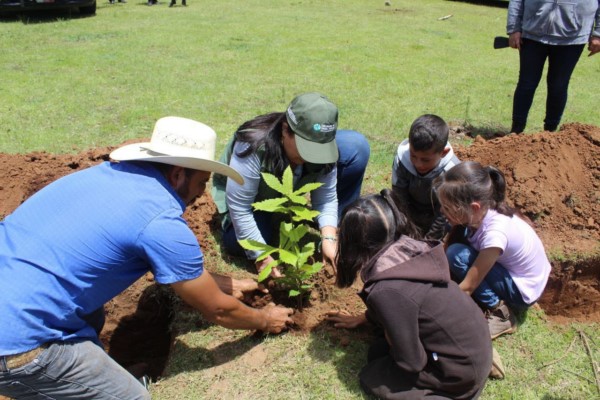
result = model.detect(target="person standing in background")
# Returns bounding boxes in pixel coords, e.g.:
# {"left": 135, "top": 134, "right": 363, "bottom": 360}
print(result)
{"left": 507, "top": 0, "right": 600, "bottom": 134}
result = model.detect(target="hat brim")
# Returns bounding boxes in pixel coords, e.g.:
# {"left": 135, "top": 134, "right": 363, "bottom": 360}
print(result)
{"left": 110, "top": 143, "right": 244, "bottom": 185}
{"left": 294, "top": 134, "right": 339, "bottom": 164}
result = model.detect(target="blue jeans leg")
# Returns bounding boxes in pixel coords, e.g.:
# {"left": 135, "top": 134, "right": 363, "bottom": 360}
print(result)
{"left": 221, "top": 211, "right": 275, "bottom": 257}
{"left": 335, "top": 130, "right": 370, "bottom": 219}
{"left": 446, "top": 244, "right": 527, "bottom": 311}
{"left": 0, "top": 341, "right": 150, "bottom": 400}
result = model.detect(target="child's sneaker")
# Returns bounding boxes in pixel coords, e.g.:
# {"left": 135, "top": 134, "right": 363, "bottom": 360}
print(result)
{"left": 486, "top": 300, "right": 517, "bottom": 340}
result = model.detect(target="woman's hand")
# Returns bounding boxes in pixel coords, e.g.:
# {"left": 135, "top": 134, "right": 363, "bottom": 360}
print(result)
{"left": 509, "top": 32, "right": 522, "bottom": 50}
{"left": 588, "top": 36, "right": 600, "bottom": 57}
{"left": 321, "top": 237, "right": 337, "bottom": 271}
{"left": 255, "top": 255, "right": 282, "bottom": 278}
{"left": 325, "top": 310, "right": 367, "bottom": 329}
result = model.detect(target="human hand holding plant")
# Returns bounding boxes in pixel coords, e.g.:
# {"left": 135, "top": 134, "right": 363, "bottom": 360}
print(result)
{"left": 239, "top": 166, "right": 325, "bottom": 307}
{"left": 255, "top": 255, "right": 282, "bottom": 278}
{"left": 320, "top": 228, "right": 338, "bottom": 271}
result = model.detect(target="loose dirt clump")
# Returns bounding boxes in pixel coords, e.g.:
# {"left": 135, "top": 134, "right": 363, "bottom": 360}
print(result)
{"left": 0, "top": 122, "right": 598, "bottom": 378}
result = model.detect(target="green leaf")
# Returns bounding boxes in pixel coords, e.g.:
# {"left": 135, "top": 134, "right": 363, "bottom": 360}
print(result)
{"left": 278, "top": 249, "right": 298, "bottom": 266}
{"left": 238, "top": 239, "right": 275, "bottom": 253}
{"left": 257, "top": 261, "right": 276, "bottom": 282}
{"left": 297, "top": 242, "right": 315, "bottom": 266}
{"left": 287, "top": 194, "right": 308, "bottom": 205}
{"left": 290, "top": 207, "right": 320, "bottom": 222}
{"left": 281, "top": 167, "right": 294, "bottom": 196}
{"left": 252, "top": 197, "right": 288, "bottom": 213}
{"left": 301, "top": 261, "right": 323, "bottom": 275}
{"left": 261, "top": 172, "right": 285, "bottom": 194}
{"left": 288, "top": 224, "right": 309, "bottom": 244}
{"left": 294, "top": 182, "right": 323, "bottom": 195}
{"left": 288, "top": 289, "right": 301, "bottom": 297}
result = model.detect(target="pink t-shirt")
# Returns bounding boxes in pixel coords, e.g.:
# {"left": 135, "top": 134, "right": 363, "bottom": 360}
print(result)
{"left": 468, "top": 209, "right": 551, "bottom": 304}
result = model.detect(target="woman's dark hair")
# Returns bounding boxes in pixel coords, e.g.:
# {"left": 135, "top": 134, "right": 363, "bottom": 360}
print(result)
{"left": 234, "top": 112, "right": 289, "bottom": 177}
{"left": 233, "top": 111, "right": 334, "bottom": 178}
{"left": 335, "top": 189, "right": 420, "bottom": 288}
{"left": 432, "top": 161, "right": 517, "bottom": 220}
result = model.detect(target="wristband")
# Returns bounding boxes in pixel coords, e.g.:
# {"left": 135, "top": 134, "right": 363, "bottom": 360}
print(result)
{"left": 322, "top": 235, "right": 337, "bottom": 242}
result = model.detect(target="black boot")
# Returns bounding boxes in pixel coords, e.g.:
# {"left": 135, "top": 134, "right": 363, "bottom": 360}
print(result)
{"left": 510, "top": 121, "right": 525, "bottom": 134}
{"left": 182, "top": 0, "right": 186, "bottom": 6}
{"left": 169, "top": 0, "right": 175, "bottom": 6}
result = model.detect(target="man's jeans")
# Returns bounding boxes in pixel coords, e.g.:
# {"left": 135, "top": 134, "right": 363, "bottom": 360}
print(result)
{"left": 512, "top": 38, "right": 585, "bottom": 131}
{"left": 0, "top": 341, "right": 149, "bottom": 400}
{"left": 446, "top": 243, "right": 528, "bottom": 311}
{"left": 222, "top": 129, "right": 370, "bottom": 257}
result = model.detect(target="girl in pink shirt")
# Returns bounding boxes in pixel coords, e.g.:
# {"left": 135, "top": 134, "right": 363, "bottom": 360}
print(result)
{"left": 433, "top": 161, "right": 551, "bottom": 340}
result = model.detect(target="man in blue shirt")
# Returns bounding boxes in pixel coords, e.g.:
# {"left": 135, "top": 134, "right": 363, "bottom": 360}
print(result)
{"left": 0, "top": 116, "right": 293, "bottom": 399}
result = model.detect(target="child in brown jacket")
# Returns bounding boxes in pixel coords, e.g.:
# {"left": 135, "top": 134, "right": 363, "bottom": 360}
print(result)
{"left": 327, "top": 189, "right": 492, "bottom": 399}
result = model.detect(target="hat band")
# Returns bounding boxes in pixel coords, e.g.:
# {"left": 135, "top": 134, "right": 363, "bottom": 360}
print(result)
{"left": 144, "top": 142, "right": 215, "bottom": 160}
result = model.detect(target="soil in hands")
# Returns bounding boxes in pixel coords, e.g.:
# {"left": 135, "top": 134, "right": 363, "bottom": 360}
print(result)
{"left": 1, "top": 122, "right": 598, "bottom": 379}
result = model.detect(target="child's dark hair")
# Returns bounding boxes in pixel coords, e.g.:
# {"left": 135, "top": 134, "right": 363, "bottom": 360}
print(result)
{"left": 335, "top": 189, "right": 420, "bottom": 288}
{"left": 408, "top": 114, "right": 449, "bottom": 153}
{"left": 433, "top": 161, "right": 517, "bottom": 220}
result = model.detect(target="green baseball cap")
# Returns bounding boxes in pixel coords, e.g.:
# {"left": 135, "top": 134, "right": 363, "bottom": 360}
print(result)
{"left": 286, "top": 92, "right": 339, "bottom": 164}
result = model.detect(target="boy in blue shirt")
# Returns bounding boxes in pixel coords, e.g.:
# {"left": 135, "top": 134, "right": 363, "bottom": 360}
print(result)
{"left": 392, "top": 114, "right": 460, "bottom": 240}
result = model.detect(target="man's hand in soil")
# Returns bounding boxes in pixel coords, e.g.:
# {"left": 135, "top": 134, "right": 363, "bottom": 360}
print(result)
{"left": 261, "top": 303, "right": 294, "bottom": 334}
{"left": 325, "top": 310, "right": 367, "bottom": 329}
{"left": 211, "top": 273, "right": 267, "bottom": 300}
{"left": 588, "top": 36, "right": 600, "bottom": 56}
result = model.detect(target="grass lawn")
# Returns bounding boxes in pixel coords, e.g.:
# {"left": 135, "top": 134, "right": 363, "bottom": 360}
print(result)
{"left": 1, "top": 0, "right": 599, "bottom": 399}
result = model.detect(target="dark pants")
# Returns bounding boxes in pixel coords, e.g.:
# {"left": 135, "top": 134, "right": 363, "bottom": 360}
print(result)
{"left": 512, "top": 38, "right": 584, "bottom": 132}
{"left": 222, "top": 129, "right": 370, "bottom": 257}
{"left": 359, "top": 336, "right": 458, "bottom": 400}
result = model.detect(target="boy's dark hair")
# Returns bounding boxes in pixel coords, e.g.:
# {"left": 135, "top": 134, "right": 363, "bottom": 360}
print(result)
{"left": 408, "top": 114, "right": 449, "bottom": 153}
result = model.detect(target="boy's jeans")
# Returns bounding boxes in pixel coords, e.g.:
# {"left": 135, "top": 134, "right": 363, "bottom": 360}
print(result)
{"left": 222, "top": 129, "right": 370, "bottom": 257}
{"left": 446, "top": 243, "right": 528, "bottom": 311}
{"left": 0, "top": 340, "right": 149, "bottom": 400}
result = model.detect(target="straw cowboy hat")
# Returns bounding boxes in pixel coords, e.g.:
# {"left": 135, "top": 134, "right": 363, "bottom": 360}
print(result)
{"left": 110, "top": 116, "right": 244, "bottom": 185}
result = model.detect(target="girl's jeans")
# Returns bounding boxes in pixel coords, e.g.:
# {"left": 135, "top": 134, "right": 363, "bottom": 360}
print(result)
{"left": 512, "top": 38, "right": 584, "bottom": 131}
{"left": 0, "top": 340, "right": 149, "bottom": 400}
{"left": 222, "top": 129, "right": 370, "bottom": 257}
{"left": 446, "top": 243, "right": 528, "bottom": 311}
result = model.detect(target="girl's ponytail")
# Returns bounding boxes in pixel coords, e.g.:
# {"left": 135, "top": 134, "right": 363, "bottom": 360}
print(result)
{"left": 486, "top": 166, "right": 516, "bottom": 217}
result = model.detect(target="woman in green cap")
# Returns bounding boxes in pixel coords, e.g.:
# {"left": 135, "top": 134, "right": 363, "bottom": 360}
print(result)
{"left": 212, "top": 92, "right": 370, "bottom": 275}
